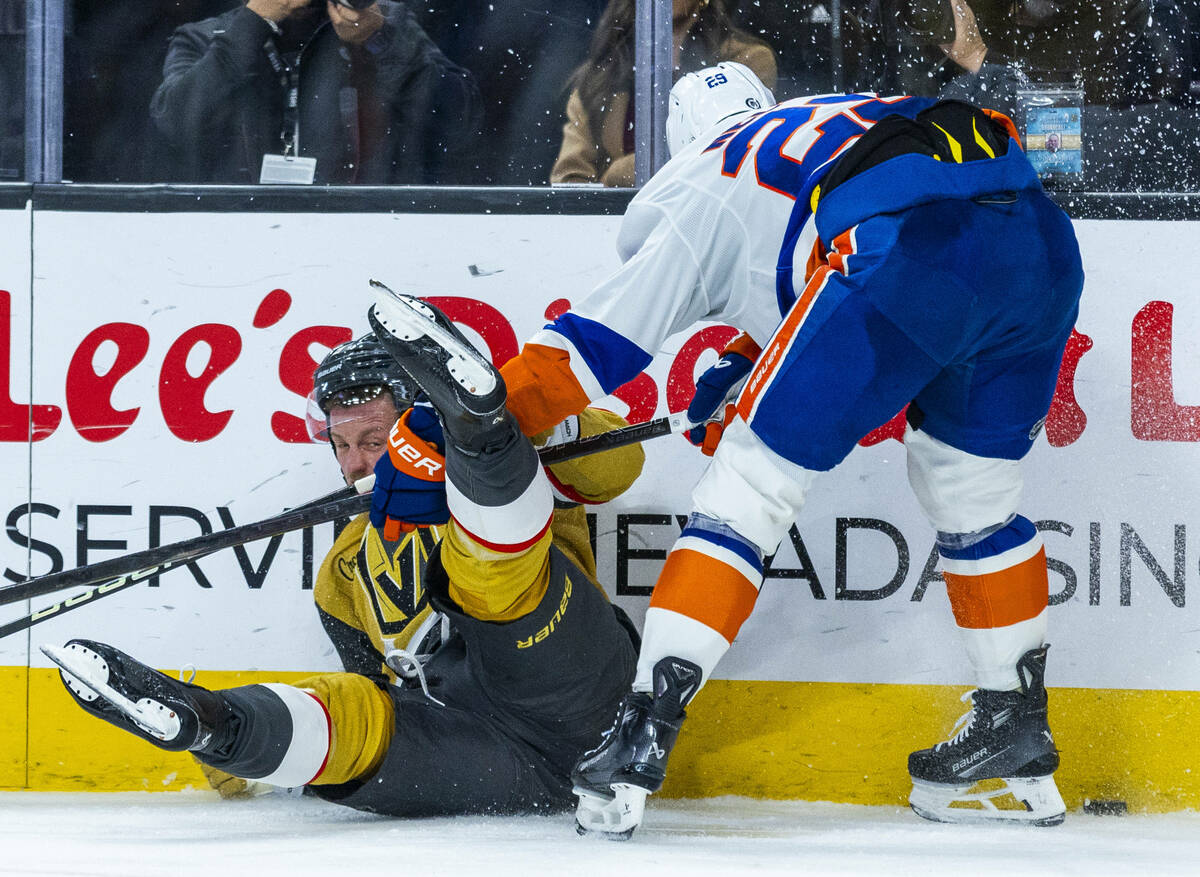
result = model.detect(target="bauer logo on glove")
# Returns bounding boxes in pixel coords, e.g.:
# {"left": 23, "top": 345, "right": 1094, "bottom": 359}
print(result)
{"left": 387, "top": 422, "right": 444, "bottom": 480}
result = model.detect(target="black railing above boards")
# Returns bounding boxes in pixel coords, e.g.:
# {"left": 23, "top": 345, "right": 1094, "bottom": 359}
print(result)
{"left": 11, "top": 185, "right": 637, "bottom": 216}
{"left": 3, "top": 184, "right": 1200, "bottom": 221}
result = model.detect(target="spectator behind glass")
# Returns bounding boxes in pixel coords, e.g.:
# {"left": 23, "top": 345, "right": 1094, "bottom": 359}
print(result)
{"left": 0, "top": 0, "right": 22, "bottom": 181}
{"left": 918, "top": 0, "right": 1199, "bottom": 191}
{"left": 410, "top": 0, "right": 603, "bottom": 185}
{"left": 150, "top": 0, "right": 482, "bottom": 185}
{"left": 550, "top": 0, "right": 776, "bottom": 187}
{"left": 874, "top": 0, "right": 1189, "bottom": 110}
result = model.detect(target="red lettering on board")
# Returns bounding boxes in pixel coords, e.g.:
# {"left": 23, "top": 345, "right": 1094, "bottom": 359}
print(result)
{"left": 1131, "top": 301, "right": 1200, "bottom": 441}
{"left": 66, "top": 323, "right": 150, "bottom": 442}
{"left": 159, "top": 324, "right": 242, "bottom": 442}
{"left": 0, "top": 290, "right": 62, "bottom": 441}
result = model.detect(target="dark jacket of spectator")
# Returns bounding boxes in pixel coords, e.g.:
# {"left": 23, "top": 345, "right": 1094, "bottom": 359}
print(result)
{"left": 0, "top": 0, "right": 25, "bottom": 180}
{"left": 410, "top": 0, "right": 604, "bottom": 185}
{"left": 856, "top": 0, "right": 1189, "bottom": 109}
{"left": 150, "top": 2, "right": 481, "bottom": 184}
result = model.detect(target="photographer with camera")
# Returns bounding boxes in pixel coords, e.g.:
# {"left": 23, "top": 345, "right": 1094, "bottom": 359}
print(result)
{"left": 852, "top": 0, "right": 1016, "bottom": 106}
{"left": 868, "top": 0, "right": 1198, "bottom": 190}
{"left": 871, "top": 0, "right": 1189, "bottom": 111}
{"left": 150, "top": 0, "right": 481, "bottom": 184}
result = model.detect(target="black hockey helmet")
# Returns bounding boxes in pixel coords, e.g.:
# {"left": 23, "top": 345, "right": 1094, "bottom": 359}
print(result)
{"left": 305, "top": 334, "right": 416, "bottom": 442}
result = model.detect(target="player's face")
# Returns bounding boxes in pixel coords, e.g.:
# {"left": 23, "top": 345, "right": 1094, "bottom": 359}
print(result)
{"left": 327, "top": 395, "right": 400, "bottom": 486}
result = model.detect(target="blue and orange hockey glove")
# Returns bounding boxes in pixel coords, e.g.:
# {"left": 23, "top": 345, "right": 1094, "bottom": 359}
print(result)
{"left": 370, "top": 402, "right": 449, "bottom": 540}
{"left": 686, "top": 332, "right": 761, "bottom": 456}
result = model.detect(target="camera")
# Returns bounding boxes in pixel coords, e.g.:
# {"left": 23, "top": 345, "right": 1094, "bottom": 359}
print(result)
{"left": 334, "top": 0, "right": 376, "bottom": 9}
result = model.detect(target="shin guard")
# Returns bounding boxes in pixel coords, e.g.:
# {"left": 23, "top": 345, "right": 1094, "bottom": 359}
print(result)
{"left": 635, "top": 513, "right": 764, "bottom": 690}
{"left": 940, "top": 516, "right": 1048, "bottom": 691}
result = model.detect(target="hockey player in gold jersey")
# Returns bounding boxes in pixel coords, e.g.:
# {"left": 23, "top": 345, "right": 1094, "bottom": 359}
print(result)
{"left": 45, "top": 326, "right": 643, "bottom": 817}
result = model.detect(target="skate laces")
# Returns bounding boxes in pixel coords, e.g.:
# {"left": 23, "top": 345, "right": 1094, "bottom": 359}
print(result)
{"left": 384, "top": 648, "right": 445, "bottom": 707}
{"left": 936, "top": 690, "right": 979, "bottom": 750}
{"left": 178, "top": 665, "right": 197, "bottom": 685}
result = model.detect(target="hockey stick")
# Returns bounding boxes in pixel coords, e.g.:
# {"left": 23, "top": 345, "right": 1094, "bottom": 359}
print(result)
{"left": 0, "top": 412, "right": 691, "bottom": 634}
{"left": 0, "top": 472, "right": 374, "bottom": 611}
{"left": 0, "top": 487, "right": 374, "bottom": 640}
{"left": 537, "top": 411, "right": 688, "bottom": 465}
{"left": 0, "top": 489, "right": 371, "bottom": 611}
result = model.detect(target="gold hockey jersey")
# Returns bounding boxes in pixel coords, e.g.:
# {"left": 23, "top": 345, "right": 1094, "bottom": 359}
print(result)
{"left": 313, "top": 408, "right": 644, "bottom": 682}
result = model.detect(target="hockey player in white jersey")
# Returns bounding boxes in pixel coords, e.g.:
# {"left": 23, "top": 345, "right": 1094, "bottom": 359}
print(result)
{"left": 466, "top": 63, "right": 1084, "bottom": 836}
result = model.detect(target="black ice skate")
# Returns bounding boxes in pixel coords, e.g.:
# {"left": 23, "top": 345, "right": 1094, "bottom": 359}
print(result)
{"left": 41, "top": 640, "right": 236, "bottom": 754}
{"left": 908, "top": 646, "right": 1065, "bottom": 826}
{"left": 572, "top": 656, "right": 702, "bottom": 839}
{"left": 367, "top": 280, "right": 509, "bottom": 455}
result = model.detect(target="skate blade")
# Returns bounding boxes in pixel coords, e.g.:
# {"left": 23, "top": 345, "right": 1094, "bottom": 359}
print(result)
{"left": 368, "top": 281, "right": 498, "bottom": 398}
{"left": 573, "top": 783, "right": 648, "bottom": 839}
{"left": 41, "top": 643, "right": 181, "bottom": 741}
{"left": 909, "top": 775, "right": 1066, "bottom": 826}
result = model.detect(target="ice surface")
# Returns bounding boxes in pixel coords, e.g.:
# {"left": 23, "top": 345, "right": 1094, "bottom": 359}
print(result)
{"left": 1, "top": 792, "right": 1197, "bottom": 876}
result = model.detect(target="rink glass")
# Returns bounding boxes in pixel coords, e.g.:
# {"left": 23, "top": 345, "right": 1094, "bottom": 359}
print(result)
{"left": 2, "top": 0, "right": 1194, "bottom": 191}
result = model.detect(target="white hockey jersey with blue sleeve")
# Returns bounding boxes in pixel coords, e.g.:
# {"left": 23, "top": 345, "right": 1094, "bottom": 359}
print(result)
{"left": 520, "top": 94, "right": 936, "bottom": 402}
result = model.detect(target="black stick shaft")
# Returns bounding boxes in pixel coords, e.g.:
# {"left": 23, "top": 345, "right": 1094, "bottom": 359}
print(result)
{"left": 0, "top": 413, "right": 685, "bottom": 633}
{"left": 0, "top": 573, "right": 142, "bottom": 640}
{"left": 0, "top": 491, "right": 371, "bottom": 608}
{"left": 536, "top": 414, "right": 680, "bottom": 465}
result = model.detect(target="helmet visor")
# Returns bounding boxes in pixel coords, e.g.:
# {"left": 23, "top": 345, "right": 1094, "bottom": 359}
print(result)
{"left": 305, "top": 390, "right": 332, "bottom": 443}
{"left": 306, "top": 384, "right": 396, "bottom": 443}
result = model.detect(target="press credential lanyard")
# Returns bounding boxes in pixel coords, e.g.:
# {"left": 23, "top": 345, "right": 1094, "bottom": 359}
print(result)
{"left": 260, "top": 38, "right": 315, "bottom": 183}
{"left": 264, "top": 39, "right": 301, "bottom": 156}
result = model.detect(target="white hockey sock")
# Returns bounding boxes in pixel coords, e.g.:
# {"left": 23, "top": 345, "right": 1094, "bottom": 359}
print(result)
{"left": 252, "top": 683, "right": 331, "bottom": 787}
{"left": 958, "top": 609, "right": 1047, "bottom": 691}
{"left": 633, "top": 607, "right": 730, "bottom": 694}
